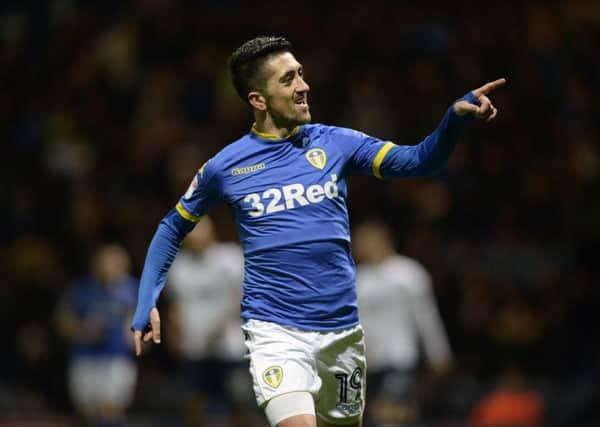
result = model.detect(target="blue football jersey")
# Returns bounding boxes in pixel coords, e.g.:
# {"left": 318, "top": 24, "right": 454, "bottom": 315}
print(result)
{"left": 131, "top": 92, "right": 477, "bottom": 333}
{"left": 176, "top": 124, "right": 394, "bottom": 330}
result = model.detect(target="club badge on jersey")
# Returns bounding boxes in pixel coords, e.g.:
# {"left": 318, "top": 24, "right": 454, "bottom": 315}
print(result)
{"left": 305, "top": 148, "right": 327, "bottom": 170}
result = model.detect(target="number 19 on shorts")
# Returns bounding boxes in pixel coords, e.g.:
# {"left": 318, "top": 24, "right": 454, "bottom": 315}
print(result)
{"left": 335, "top": 368, "right": 363, "bottom": 408}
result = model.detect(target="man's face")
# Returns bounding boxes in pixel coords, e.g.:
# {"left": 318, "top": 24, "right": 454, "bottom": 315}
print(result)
{"left": 260, "top": 52, "right": 311, "bottom": 127}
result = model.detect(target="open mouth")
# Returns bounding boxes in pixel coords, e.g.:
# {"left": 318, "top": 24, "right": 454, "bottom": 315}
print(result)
{"left": 294, "top": 98, "right": 308, "bottom": 107}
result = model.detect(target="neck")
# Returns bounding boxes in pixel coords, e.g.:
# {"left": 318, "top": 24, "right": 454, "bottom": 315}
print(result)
{"left": 253, "top": 113, "right": 297, "bottom": 139}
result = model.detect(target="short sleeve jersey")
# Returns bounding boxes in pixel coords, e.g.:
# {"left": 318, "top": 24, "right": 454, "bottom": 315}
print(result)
{"left": 177, "top": 124, "right": 395, "bottom": 331}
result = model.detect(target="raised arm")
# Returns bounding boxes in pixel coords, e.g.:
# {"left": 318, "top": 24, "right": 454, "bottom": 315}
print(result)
{"left": 378, "top": 78, "right": 506, "bottom": 178}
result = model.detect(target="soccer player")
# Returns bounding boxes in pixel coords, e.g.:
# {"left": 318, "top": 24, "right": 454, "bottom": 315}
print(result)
{"left": 56, "top": 244, "right": 138, "bottom": 427}
{"left": 354, "top": 219, "right": 453, "bottom": 426}
{"left": 165, "top": 216, "right": 248, "bottom": 425}
{"left": 131, "top": 36, "right": 505, "bottom": 427}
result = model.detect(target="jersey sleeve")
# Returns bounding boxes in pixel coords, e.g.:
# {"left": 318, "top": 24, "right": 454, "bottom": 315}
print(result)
{"left": 331, "top": 91, "right": 479, "bottom": 179}
{"left": 175, "top": 158, "right": 222, "bottom": 222}
{"left": 328, "top": 126, "right": 394, "bottom": 178}
{"left": 130, "top": 208, "right": 194, "bottom": 331}
{"left": 130, "top": 158, "right": 223, "bottom": 332}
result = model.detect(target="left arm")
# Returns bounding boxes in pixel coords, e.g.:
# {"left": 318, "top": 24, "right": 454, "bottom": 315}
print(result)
{"left": 368, "top": 79, "right": 506, "bottom": 178}
{"left": 378, "top": 92, "right": 478, "bottom": 178}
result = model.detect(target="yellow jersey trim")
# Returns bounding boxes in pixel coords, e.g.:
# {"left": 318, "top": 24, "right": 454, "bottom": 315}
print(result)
{"left": 372, "top": 142, "right": 396, "bottom": 179}
{"left": 251, "top": 123, "right": 300, "bottom": 140}
{"left": 176, "top": 201, "right": 203, "bottom": 222}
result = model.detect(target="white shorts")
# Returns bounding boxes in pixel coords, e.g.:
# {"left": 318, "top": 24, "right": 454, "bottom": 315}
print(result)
{"left": 69, "top": 356, "right": 137, "bottom": 411}
{"left": 242, "top": 319, "right": 366, "bottom": 425}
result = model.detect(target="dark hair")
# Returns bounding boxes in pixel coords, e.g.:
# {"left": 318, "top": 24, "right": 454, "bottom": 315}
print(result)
{"left": 229, "top": 36, "right": 293, "bottom": 102}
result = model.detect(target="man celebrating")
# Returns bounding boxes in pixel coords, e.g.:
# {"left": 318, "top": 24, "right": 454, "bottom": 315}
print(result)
{"left": 131, "top": 36, "right": 505, "bottom": 427}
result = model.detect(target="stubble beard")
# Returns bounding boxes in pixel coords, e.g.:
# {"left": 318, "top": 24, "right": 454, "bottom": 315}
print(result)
{"left": 271, "top": 106, "right": 311, "bottom": 129}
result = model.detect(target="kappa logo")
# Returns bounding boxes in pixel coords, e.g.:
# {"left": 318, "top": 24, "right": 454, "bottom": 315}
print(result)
{"left": 232, "top": 163, "right": 266, "bottom": 176}
{"left": 305, "top": 148, "right": 327, "bottom": 170}
{"left": 263, "top": 366, "right": 283, "bottom": 388}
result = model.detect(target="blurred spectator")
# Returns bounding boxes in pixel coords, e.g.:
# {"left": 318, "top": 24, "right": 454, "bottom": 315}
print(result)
{"left": 55, "top": 244, "right": 138, "bottom": 427}
{"left": 353, "top": 219, "right": 453, "bottom": 427}
{"left": 164, "top": 217, "right": 252, "bottom": 427}
{"left": 469, "top": 366, "right": 544, "bottom": 427}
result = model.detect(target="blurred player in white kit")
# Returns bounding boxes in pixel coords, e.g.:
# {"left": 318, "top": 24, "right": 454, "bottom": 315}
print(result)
{"left": 165, "top": 216, "right": 251, "bottom": 426}
{"left": 354, "top": 220, "right": 453, "bottom": 426}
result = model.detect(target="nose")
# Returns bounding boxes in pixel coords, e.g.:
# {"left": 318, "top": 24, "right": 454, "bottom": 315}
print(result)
{"left": 298, "top": 77, "right": 310, "bottom": 93}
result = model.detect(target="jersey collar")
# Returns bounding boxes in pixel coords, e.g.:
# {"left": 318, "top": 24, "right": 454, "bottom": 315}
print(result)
{"left": 251, "top": 123, "right": 301, "bottom": 141}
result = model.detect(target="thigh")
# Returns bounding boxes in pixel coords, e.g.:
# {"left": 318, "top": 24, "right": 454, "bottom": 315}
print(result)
{"left": 242, "top": 319, "right": 321, "bottom": 408}
{"left": 279, "top": 414, "right": 318, "bottom": 427}
{"left": 315, "top": 325, "right": 366, "bottom": 426}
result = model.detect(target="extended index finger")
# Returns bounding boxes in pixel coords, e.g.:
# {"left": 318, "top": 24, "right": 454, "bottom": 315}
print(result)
{"left": 133, "top": 330, "right": 142, "bottom": 356}
{"left": 150, "top": 308, "right": 161, "bottom": 344}
{"left": 473, "top": 78, "right": 506, "bottom": 97}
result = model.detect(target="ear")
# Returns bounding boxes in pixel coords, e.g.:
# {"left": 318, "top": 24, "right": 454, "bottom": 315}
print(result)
{"left": 248, "top": 91, "right": 267, "bottom": 111}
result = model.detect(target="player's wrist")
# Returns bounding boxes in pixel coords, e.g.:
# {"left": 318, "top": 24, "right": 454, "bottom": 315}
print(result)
{"left": 464, "top": 91, "right": 480, "bottom": 106}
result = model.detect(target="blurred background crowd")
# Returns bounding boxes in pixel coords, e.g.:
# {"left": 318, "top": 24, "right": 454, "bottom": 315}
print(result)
{"left": 2, "top": 0, "right": 600, "bottom": 426}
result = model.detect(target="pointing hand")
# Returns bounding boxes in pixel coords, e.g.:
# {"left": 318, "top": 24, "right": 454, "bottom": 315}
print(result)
{"left": 454, "top": 78, "right": 506, "bottom": 122}
{"left": 133, "top": 307, "right": 161, "bottom": 356}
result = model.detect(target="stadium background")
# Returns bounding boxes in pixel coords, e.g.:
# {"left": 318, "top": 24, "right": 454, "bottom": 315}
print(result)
{"left": 2, "top": 0, "right": 599, "bottom": 426}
